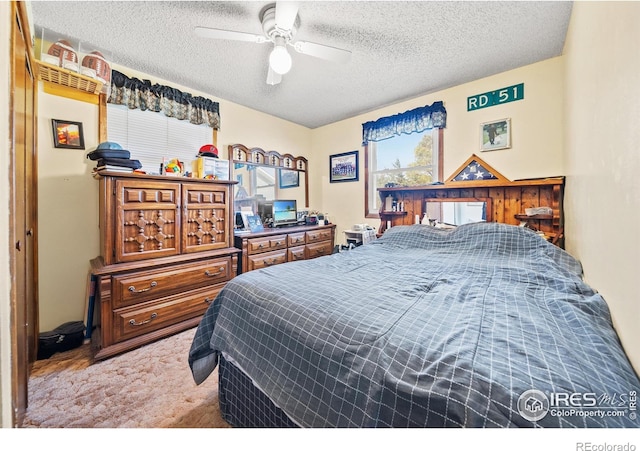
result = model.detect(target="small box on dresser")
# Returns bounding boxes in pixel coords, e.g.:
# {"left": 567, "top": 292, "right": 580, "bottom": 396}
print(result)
{"left": 90, "top": 172, "right": 240, "bottom": 360}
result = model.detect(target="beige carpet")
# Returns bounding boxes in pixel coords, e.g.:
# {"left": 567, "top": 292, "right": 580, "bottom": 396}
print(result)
{"left": 21, "top": 327, "right": 231, "bottom": 428}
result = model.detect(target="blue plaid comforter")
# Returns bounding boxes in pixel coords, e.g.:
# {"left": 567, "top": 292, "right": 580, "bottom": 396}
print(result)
{"left": 189, "top": 222, "right": 640, "bottom": 427}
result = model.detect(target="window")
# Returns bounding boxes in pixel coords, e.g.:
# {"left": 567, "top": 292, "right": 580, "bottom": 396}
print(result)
{"left": 107, "top": 103, "right": 214, "bottom": 174}
{"left": 365, "top": 128, "right": 443, "bottom": 217}
{"left": 362, "top": 101, "right": 447, "bottom": 218}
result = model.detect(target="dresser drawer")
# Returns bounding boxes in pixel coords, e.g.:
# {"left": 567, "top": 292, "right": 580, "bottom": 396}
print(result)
{"left": 113, "top": 285, "right": 221, "bottom": 343}
{"left": 287, "top": 232, "right": 306, "bottom": 247}
{"left": 115, "top": 180, "right": 181, "bottom": 263}
{"left": 306, "top": 241, "right": 333, "bottom": 259}
{"left": 247, "top": 235, "right": 287, "bottom": 254}
{"left": 247, "top": 249, "right": 287, "bottom": 271}
{"left": 112, "top": 257, "right": 232, "bottom": 308}
{"left": 306, "top": 228, "right": 332, "bottom": 244}
{"left": 288, "top": 245, "right": 306, "bottom": 263}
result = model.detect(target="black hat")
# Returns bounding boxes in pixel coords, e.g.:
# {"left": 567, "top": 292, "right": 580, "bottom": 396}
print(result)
{"left": 87, "top": 141, "right": 130, "bottom": 160}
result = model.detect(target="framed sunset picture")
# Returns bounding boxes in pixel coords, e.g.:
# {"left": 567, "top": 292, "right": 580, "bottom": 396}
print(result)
{"left": 52, "top": 119, "right": 85, "bottom": 149}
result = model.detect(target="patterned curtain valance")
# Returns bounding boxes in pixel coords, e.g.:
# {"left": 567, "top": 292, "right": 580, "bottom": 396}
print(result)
{"left": 361, "top": 101, "right": 446, "bottom": 145}
{"left": 108, "top": 70, "right": 220, "bottom": 130}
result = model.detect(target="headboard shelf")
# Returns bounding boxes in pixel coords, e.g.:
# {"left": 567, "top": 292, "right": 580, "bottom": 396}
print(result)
{"left": 378, "top": 177, "right": 564, "bottom": 192}
{"left": 514, "top": 214, "right": 555, "bottom": 220}
{"left": 377, "top": 155, "right": 564, "bottom": 247}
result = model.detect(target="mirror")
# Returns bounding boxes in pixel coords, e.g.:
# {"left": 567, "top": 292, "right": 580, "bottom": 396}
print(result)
{"left": 228, "top": 144, "right": 309, "bottom": 214}
{"left": 233, "top": 163, "right": 307, "bottom": 208}
{"left": 425, "top": 198, "right": 491, "bottom": 226}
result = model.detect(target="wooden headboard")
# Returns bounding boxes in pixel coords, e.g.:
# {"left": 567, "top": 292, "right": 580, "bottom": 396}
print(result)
{"left": 377, "top": 155, "right": 564, "bottom": 247}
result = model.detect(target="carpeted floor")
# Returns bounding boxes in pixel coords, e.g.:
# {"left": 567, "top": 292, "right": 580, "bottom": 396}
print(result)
{"left": 21, "top": 327, "right": 231, "bottom": 428}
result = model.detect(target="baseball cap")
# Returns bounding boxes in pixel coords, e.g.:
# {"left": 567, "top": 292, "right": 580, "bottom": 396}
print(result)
{"left": 198, "top": 144, "right": 219, "bottom": 158}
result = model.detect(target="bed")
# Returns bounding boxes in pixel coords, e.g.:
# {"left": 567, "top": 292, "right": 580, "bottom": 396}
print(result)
{"left": 188, "top": 222, "right": 640, "bottom": 427}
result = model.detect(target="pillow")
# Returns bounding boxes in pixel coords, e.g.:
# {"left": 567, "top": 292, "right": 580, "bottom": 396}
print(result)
{"left": 378, "top": 222, "right": 541, "bottom": 252}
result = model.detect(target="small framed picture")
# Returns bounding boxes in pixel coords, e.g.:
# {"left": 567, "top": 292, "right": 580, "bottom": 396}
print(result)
{"left": 279, "top": 169, "right": 299, "bottom": 188}
{"left": 51, "top": 119, "right": 85, "bottom": 149}
{"left": 480, "top": 118, "right": 511, "bottom": 151}
{"left": 246, "top": 215, "right": 264, "bottom": 233}
{"left": 330, "top": 150, "right": 359, "bottom": 183}
{"left": 239, "top": 210, "right": 253, "bottom": 231}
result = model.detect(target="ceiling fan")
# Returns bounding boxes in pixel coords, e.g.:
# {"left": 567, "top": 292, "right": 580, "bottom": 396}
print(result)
{"left": 195, "top": 1, "right": 352, "bottom": 85}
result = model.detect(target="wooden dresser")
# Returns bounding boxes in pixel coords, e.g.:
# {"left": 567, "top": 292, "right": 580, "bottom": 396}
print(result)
{"left": 234, "top": 224, "right": 336, "bottom": 274}
{"left": 90, "top": 172, "right": 239, "bottom": 360}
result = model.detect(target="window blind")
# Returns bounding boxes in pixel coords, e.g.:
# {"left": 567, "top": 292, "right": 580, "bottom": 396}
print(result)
{"left": 107, "top": 104, "right": 213, "bottom": 174}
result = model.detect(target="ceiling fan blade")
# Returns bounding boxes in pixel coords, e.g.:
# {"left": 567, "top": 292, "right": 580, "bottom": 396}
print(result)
{"left": 275, "top": 1, "right": 299, "bottom": 30}
{"left": 292, "top": 41, "right": 352, "bottom": 64}
{"left": 266, "top": 66, "right": 282, "bottom": 85}
{"left": 195, "top": 26, "right": 267, "bottom": 44}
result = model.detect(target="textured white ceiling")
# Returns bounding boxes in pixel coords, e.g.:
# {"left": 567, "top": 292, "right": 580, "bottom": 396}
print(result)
{"left": 30, "top": 1, "right": 573, "bottom": 129}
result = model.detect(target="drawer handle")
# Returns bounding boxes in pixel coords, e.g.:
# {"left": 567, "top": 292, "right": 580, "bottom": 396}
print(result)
{"left": 129, "top": 312, "right": 157, "bottom": 326}
{"left": 274, "top": 241, "right": 283, "bottom": 246}
{"left": 315, "top": 249, "right": 325, "bottom": 256}
{"left": 263, "top": 258, "right": 278, "bottom": 266}
{"left": 128, "top": 281, "right": 157, "bottom": 293}
{"left": 258, "top": 243, "right": 265, "bottom": 249}
{"left": 204, "top": 267, "right": 225, "bottom": 277}
{"left": 204, "top": 297, "right": 214, "bottom": 304}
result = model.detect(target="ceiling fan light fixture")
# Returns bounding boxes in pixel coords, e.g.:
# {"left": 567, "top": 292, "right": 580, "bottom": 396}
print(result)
{"left": 269, "top": 38, "right": 292, "bottom": 75}
{"left": 195, "top": 1, "right": 351, "bottom": 85}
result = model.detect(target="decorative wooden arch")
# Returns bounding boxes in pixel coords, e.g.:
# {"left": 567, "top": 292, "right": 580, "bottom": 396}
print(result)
{"left": 228, "top": 143, "right": 309, "bottom": 207}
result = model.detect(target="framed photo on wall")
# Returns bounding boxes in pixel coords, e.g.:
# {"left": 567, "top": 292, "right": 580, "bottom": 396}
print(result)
{"left": 329, "top": 150, "right": 359, "bottom": 183}
{"left": 279, "top": 169, "right": 299, "bottom": 188}
{"left": 480, "top": 118, "right": 511, "bottom": 151}
{"left": 51, "top": 119, "right": 85, "bottom": 149}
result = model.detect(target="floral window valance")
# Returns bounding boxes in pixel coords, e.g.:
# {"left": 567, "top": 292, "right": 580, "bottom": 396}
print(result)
{"left": 361, "top": 101, "right": 446, "bottom": 145}
{"left": 108, "top": 70, "right": 220, "bottom": 130}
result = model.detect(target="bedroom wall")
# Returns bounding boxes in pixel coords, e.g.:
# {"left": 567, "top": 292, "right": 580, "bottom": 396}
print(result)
{"left": 562, "top": 1, "right": 640, "bottom": 372}
{"left": 37, "top": 89, "right": 101, "bottom": 333}
{"left": 310, "top": 57, "right": 564, "bottom": 241}
{"left": 36, "top": 65, "right": 311, "bottom": 332}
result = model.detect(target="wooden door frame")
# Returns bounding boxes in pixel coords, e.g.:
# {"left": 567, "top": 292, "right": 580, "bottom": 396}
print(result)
{"left": 9, "top": 0, "right": 38, "bottom": 427}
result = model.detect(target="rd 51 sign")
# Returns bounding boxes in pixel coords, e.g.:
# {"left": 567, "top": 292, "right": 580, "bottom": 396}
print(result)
{"left": 467, "top": 83, "right": 524, "bottom": 111}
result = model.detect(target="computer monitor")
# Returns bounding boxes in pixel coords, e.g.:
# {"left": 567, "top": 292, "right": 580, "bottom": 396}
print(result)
{"left": 272, "top": 199, "right": 297, "bottom": 227}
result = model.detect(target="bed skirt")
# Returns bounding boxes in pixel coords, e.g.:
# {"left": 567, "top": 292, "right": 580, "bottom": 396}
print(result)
{"left": 218, "top": 355, "right": 299, "bottom": 428}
